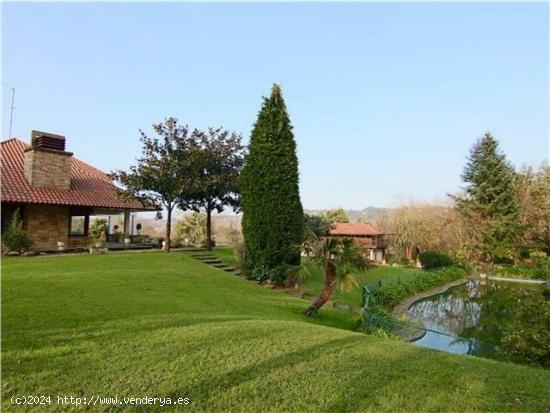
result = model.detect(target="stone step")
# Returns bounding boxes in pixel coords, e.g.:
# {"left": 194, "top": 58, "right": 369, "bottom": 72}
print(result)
{"left": 187, "top": 252, "right": 241, "bottom": 276}
{"left": 212, "top": 263, "right": 229, "bottom": 268}
{"left": 196, "top": 257, "right": 219, "bottom": 262}
{"left": 192, "top": 254, "right": 216, "bottom": 259}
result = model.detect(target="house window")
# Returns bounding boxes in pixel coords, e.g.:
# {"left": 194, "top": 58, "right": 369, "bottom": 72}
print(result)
{"left": 69, "top": 211, "right": 89, "bottom": 236}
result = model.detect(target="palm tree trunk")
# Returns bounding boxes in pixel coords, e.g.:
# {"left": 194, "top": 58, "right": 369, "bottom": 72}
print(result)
{"left": 304, "top": 262, "right": 336, "bottom": 316}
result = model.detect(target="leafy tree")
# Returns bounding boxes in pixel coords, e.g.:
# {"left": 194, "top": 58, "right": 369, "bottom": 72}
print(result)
{"left": 3, "top": 209, "right": 32, "bottom": 253}
{"left": 375, "top": 203, "right": 466, "bottom": 262}
{"left": 295, "top": 235, "right": 369, "bottom": 316}
{"left": 515, "top": 163, "right": 550, "bottom": 254}
{"left": 304, "top": 213, "right": 331, "bottom": 239}
{"left": 303, "top": 213, "right": 331, "bottom": 256}
{"left": 319, "top": 208, "right": 349, "bottom": 224}
{"left": 455, "top": 133, "right": 522, "bottom": 262}
{"left": 240, "top": 84, "right": 304, "bottom": 283}
{"left": 178, "top": 128, "right": 244, "bottom": 250}
{"left": 110, "top": 118, "right": 195, "bottom": 252}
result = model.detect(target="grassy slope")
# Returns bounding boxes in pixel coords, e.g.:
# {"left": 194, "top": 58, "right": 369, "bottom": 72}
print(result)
{"left": 2, "top": 253, "right": 549, "bottom": 412}
{"left": 212, "top": 247, "right": 238, "bottom": 267}
{"left": 301, "top": 264, "right": 425, "bottom": 307}
{"left": 212, "top": 247, "right": 424, "bottom": 307}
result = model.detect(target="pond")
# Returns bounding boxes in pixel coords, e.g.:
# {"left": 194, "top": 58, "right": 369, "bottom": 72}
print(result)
{"left": 408, "top": 279, "right": 549, "bottom": 367}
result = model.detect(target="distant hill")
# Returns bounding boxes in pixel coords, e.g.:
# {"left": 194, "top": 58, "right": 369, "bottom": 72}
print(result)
{"left": 305, "top": 207, "right": 390, "bottom": 222}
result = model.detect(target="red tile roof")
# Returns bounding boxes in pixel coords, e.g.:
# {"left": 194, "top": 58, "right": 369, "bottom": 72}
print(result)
{"left": 1, "top": 138, "right": 155, "bottom": 211}
{"left": 329, "top": 222, "right": 385, "bottom": 236}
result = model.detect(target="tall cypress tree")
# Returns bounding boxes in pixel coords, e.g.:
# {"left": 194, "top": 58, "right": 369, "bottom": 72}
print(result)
{"left": 240, "top": 84, "right": 304, "bottom": 282}
{"left": 456, "top": 133, "right": 521, "bottom": 262}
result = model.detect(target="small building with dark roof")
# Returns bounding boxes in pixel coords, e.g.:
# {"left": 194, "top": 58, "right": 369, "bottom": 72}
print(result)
{"left": 328, "top": 222, "right": 389, "bottom": 263}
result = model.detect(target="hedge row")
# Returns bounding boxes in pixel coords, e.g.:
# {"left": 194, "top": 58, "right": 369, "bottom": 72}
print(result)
{"left": 496, "top": 263, "right": 550, "bottom": 281}
{"left": 369, "top": 266, "right": 468, "bottom": 309}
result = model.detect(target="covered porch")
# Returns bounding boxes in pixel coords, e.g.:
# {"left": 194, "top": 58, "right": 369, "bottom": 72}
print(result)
{"left": 88, "top": 208, "right": 161, "bottom": 251}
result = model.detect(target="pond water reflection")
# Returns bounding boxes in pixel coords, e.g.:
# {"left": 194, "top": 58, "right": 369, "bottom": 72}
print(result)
{"left": 408, "top": 280, "right": 548, "bottom": 364}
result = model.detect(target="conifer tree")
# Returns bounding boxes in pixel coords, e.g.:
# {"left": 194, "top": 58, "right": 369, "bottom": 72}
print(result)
{"left": 240, "top": 84, "right": 304, "bottom": 282}
{"left": 3, "top": 209, "right": 32, "bottom": 253}
{"left": 455, "top": 133, "right": 522, "bottom": 262}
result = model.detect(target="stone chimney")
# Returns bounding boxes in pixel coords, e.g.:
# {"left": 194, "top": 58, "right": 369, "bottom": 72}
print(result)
{"left": 24, "top": 130, "right": 73, "bottom": 190}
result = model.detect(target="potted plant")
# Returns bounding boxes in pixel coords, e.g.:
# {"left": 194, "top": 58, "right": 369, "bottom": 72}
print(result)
{"left": 88, "top": 234, "right": 105, "bottom": 254}
{"left": 88, "top": 218, "right": 108, "bottom": 254}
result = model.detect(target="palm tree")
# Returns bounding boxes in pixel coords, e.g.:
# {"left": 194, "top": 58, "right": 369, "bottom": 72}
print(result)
{"left": 175, "top": 212, "right": 208, "bottom": 247}
{"left": 297, "top": 233, "right": 370, "bottom": 316}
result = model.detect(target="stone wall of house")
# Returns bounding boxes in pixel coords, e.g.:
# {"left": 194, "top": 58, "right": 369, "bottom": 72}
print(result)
{"left": 67, "top": 234, "right": 88, "bottom": 250}
{"left": 25, "top": 205, "right": 69, "bottom": 251}
{"left": 23, "top": 205, "right": 89, "bottom": 251}
{"left": 24, "top": 205, "right": 70, "bottom": 251}
{"left": 24, "top": 149, "right": 72, "bottom": 190}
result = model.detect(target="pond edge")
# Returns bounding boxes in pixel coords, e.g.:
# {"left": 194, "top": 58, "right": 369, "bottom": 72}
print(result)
{"left": 391, "top": 277, "right": 472, "bottom": 342}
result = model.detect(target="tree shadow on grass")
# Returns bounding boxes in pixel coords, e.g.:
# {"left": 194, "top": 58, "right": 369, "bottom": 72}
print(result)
{"left": 154, "top": 337, "right": 549, "bottom": 413}
{"left": 2, "top": 313, "right": 259, "bottom": 352}
{"left": 320, "top": 342, "right": 549, "bottom": 413}
{"left": 2, "top": 319, "right": 303, "bottom": 396}
{"left": 155, "top": 335, "right": 367, "bottom": 411}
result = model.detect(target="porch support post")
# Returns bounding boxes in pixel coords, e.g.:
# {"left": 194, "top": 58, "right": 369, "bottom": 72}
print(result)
{"left": 123, "top": 210, "right": 131, "bottom": 244}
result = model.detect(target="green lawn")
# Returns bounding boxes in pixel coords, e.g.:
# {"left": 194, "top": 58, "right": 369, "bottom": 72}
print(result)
{"left": 300, "top": 263, "right": 425, "bottom": 307}
{"left": 211, "top": 247, "right": 238, "bottom": 267}
{"left": 2, "top": 252, "right": 549, "bottom": 412}
{"left": 212, "top": 247, "right": 425, "bottom": 307}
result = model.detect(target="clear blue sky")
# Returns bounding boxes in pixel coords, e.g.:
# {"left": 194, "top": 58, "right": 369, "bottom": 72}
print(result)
{"left": 2, "top": 2, "right": 548, "bottom": 210}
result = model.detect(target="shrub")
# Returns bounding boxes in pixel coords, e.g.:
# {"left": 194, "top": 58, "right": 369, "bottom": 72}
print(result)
{"left": 495, "top": 265, "right": 532, "bottom": 279}
{"left": 533, "top": 260, "right": 550, "bottom": 281}
{"left": 88, "top": 219, "right": 108, "bottom": 247}
{"left": 518, "top": 247, "right": 532, "bottom": 260}
{"left": 245, "top": 264, "right": 290, "bottom": 284}
{"left": 3, "top": 210, "right": 33, "bottom": 253}
{"left": 456, "top": 259, "right": 476, "bottom": 275}
{"left": 493, "top": 254, "right": 515, "bottom": 266}
{"left": 370, "top": 266, "right": 467, "bottom": 309}
{"left": 418, "top": 251, "right": 454, "bottom": 269}
{"left": 495, "top": 252, "right": 550, "bottom": 280}
{"left": 399, "top": 256, "right": 414, "bottom": 267}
